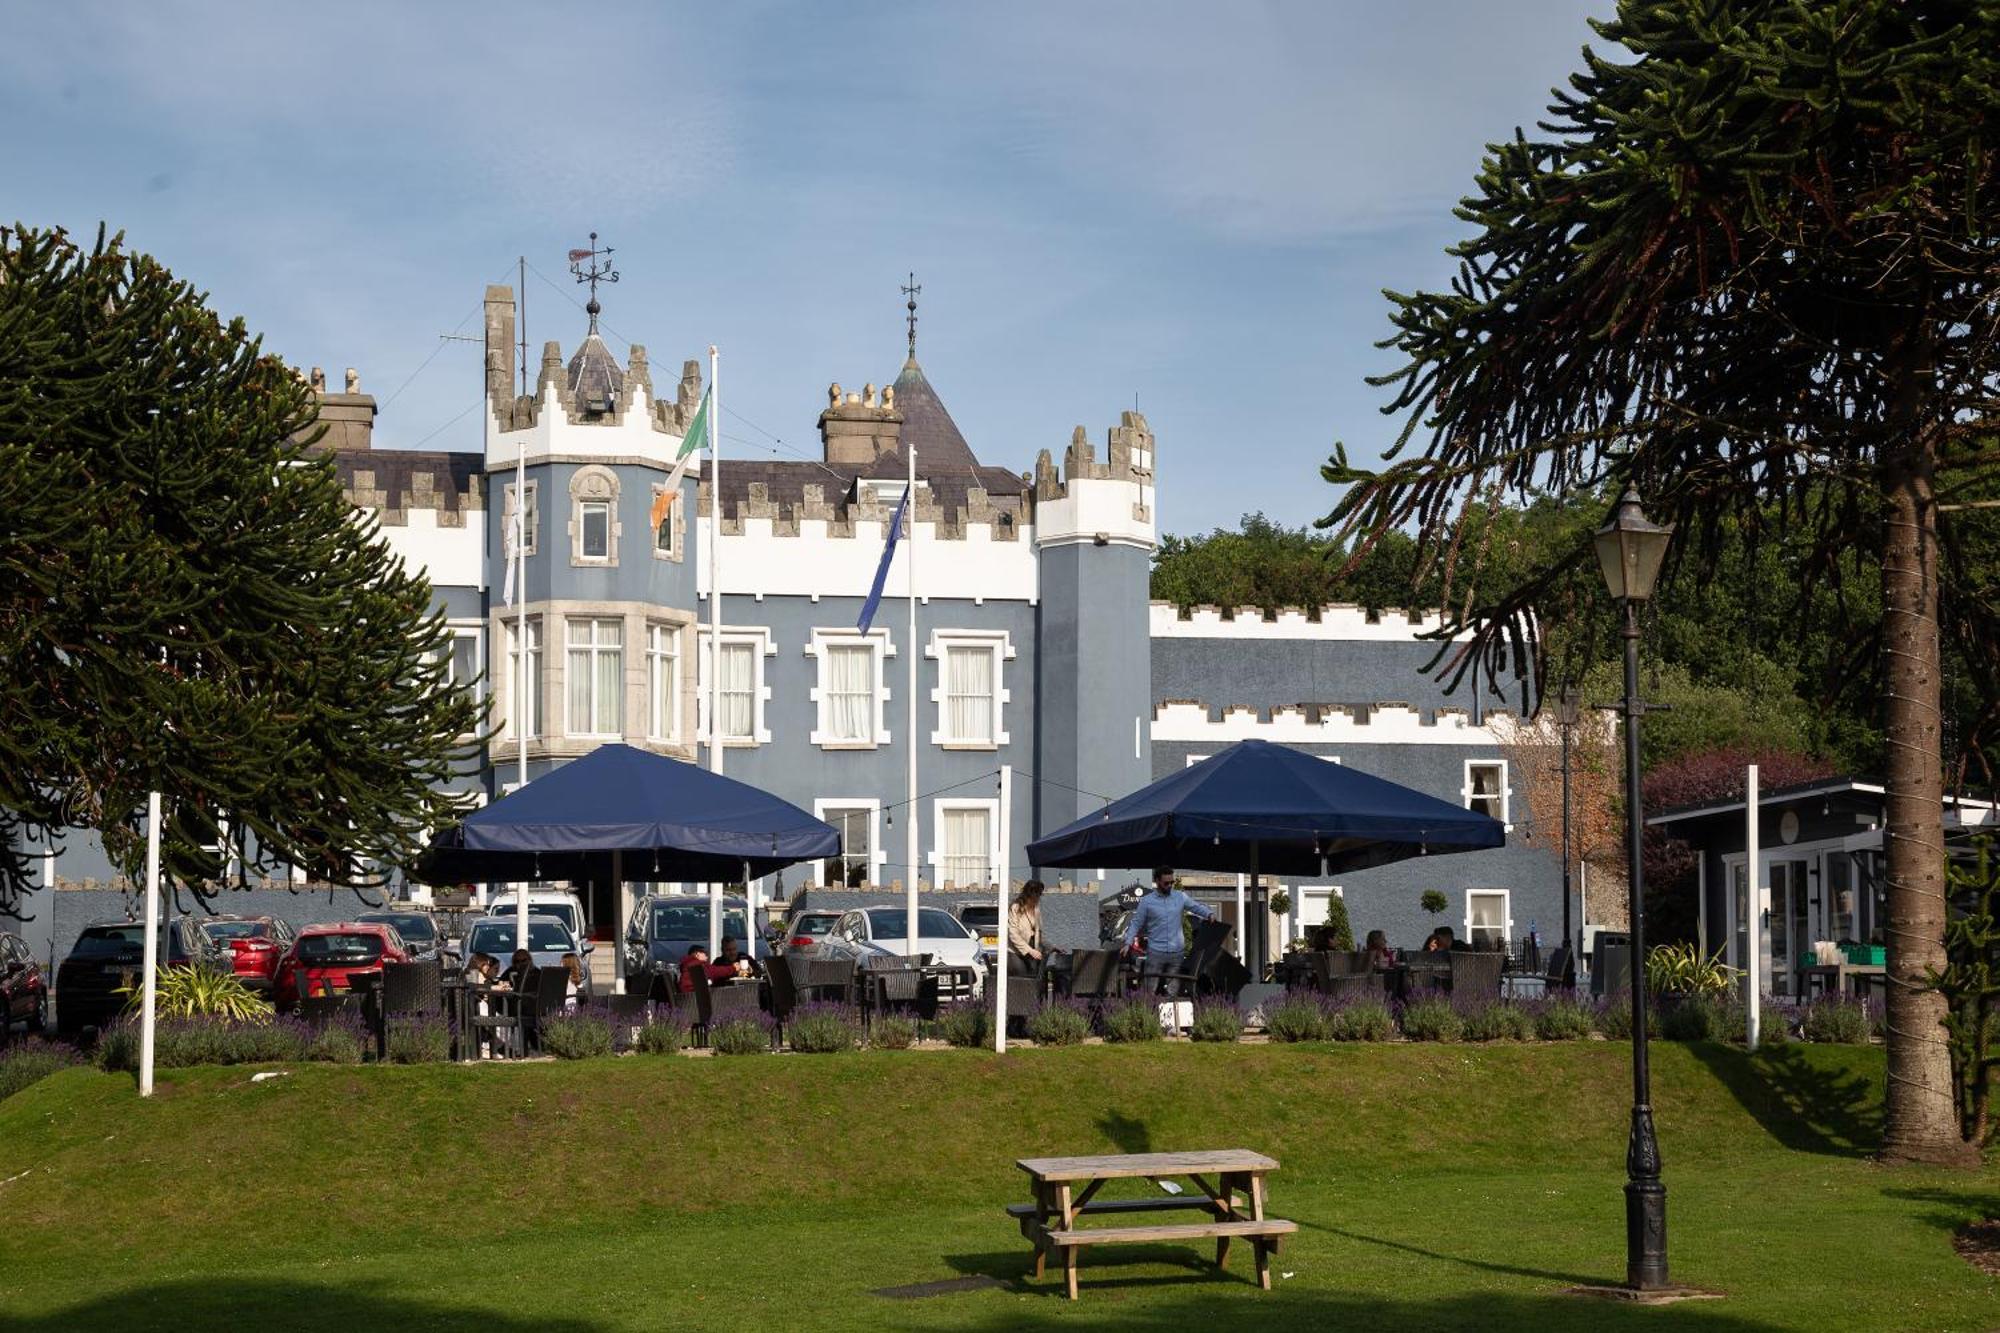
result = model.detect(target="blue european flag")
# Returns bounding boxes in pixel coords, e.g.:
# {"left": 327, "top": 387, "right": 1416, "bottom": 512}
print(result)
{"left": 857, "top": 485, "right": 910, "bottom": 633}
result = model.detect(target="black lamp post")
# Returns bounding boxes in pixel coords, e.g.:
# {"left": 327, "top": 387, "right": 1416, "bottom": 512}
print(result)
{"left": 1592, "top": 485, "right": 1673, "bottom": 1292}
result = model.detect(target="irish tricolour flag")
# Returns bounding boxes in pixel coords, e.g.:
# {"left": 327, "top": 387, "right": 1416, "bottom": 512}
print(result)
{"left": 652, "top": 386, "right": 711, "bottom": 534}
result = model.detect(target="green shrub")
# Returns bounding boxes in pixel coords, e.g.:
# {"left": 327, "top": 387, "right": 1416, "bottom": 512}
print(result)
{"left": 710, "top": 1017, "right": 770, "bottom": 1055}
{"left": 1319, "top": 893, "right": 1355, "bottom": 950}
{"left": 1802, "top": 994, "right": 1873, "bottom": 1045}
{"left": 1189, "top": 1001, "right": 1244, "bottom": 1043}
{"left": 634, "top": 1018, "right": 687, "bottom": 1055}
{"left": 0, "top": 1039, "right": 86, "bottom": 1101}
{"left": 1101, "top": 999, "right": 1163, "bottom": 1044}
{"left": 127, "top": 966, "right": 275, "bottom": 1022}
{"left": 537, "top": 1010, "right": 614, "bottom": 1060}
{"left": 1026, "top": 1001, "right": 1091, "bottom": 1046}
{"left": 385, "top": 1017, "right": 451, "bottom": 1064}
{"left": 1660, "top": 994, "right": 1733, "bottom": 1042}
{"left": 1330, "top": 1000, "right": 1395, "bottom": 1042}
{"left": 1462, "top": 1002, "right": 1533, "bottom": 1042}
{"left": 934, "top": 1001, "right": 992, "bottom": 1049}
{"left": 1533, "top": 996, "right": 1596, "bottom": 1041}
{"left": 869, "top": 1014, "right": 919, "bottom": 1050}
{"left": 1645, "top": 942, "right": 1739, "bottom": 1001}
{"left": 1263, "top": 994, "right": 1330, "bottom": 1043}
{"left": 1595, "top": 995, "right": 1661, "bottom": 1040}
{"left": 785, "top": 1003, "right": 862, "bottom": 1054}
{"left": 94, "top": 1022, "right": 138, "bottom": 1072}
{"left": 1399, "top": 997, "right": 1464, "bottom": 1042}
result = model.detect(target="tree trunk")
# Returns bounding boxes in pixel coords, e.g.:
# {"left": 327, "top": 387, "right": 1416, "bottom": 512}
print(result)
{"left": 1877, "top": 336, "right": 1973, "bottom": 1166}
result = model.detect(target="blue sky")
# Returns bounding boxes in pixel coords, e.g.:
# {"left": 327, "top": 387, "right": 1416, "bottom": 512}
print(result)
{"left": 3, "top": 1, "right": 1608, "bottom": 537}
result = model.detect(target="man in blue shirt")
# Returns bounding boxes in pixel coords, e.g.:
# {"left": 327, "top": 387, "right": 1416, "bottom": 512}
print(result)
{"left": 1121, "top": 866, "right": 1215, "bottom": 994}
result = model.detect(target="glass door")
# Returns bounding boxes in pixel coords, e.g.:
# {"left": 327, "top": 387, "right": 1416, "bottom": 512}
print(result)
{"left": 1768, "top": 860, "right": 1810, "bottom": 997}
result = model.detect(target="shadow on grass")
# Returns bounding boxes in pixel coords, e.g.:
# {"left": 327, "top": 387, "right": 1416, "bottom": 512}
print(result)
{"left": 1880, "top": 1185, "right": 2000, "bottom": 1236}
{"left": 9, "top": 1279, "right": 605, "bottom": 1333}
{"left": 1301, "top": 1219, "right": 1604, "bottom": 1287}
{"left": 1095, "top": 1108, "right": 1153, "bottom": 1155}
{"left": 1684, "top": 1042, "right": 1879, "bottom": 1157}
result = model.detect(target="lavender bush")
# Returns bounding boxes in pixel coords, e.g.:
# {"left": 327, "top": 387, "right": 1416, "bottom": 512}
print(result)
{"left": 1398, "top": 996, "right": 1464, "bottom": 1042}
{"left": 538, "top": 1006, "right": 616, "bottom": 1059}
{"left": 785, "top": 1002, "right": 863, "bottom": 1054}
{"left": 1101, "top": 997, "right": 1164, "bottom": 1043}
{"left": 933, "top": 999, "right": 992, "bottom": 1049}
{"left": 1026, "top": 998, "right": 1092, "bottom": 1046}
{"left": 1460, "top": 999, "right": 1534, "bottom": 1042}
{"left": 1189, "top": 999, "right": 1245, "bottom": 1043}
{"left": 1329, "top": 998, "right": 1395, "bottom": 1042}
{"left": 710, "top": 1013, "right": 773, "bottom": 1055}
{"left": 0, "top": 1038, "right": 87, "bottom": 1101}
{"left": 869, "top": 1014, "right": 919, "bottom": 1050}
{"left": 385, "top": 1014, "right": 451, "bottom": 1064}
{"left": 1263, "top": 991, "right": 1332, "bottom": 1043}
{"left": 1531, "top": 995, "right": 1596, "bottom": 1041}
{"left": 1801, "top": 992, "right": 1875, "bottom": 1044}
{"left": 634, "top": 1015, "right": 689, "bottom": 1055}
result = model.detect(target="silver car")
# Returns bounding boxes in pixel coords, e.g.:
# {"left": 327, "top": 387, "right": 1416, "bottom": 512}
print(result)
{"left": 460, "top": 915, "right": 593, "bottom": 999}
{"left": 817, "top": 906, "right": 987, "bottom": 998}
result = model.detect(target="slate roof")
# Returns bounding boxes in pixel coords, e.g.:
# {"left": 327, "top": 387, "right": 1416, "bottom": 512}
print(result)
{"left": 566, "top": 333, "right": 624, "bottom": 415}
{"left": 330, "top": 448, "right": 483, "bottom": 512}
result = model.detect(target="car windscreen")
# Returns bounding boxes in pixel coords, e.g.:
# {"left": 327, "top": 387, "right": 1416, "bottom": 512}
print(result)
{"left": 467, "top": 920, "right": 574, "bottom": 955}
{"left": 294, "top": 933, "right": 385, "bottom": 966}
{"left": 203, "top": 920, "right": 269, "bottom": 941}
{"left": 70, "top": 925, "right": 150, "bottom": 959}
{"left": 958, "top": 906, "right": 999, "bottom": 929}
{"left": 360, "top": 913, "right": 435, "bottom": 943}
{"left": 790, "top": 915, "right": 838, "bottom": 938}
{"left": 648, "top": 902, "right": 748, "bottom": 941}
{"left": 864, "top": 909, "right": 970, "bottom": 940}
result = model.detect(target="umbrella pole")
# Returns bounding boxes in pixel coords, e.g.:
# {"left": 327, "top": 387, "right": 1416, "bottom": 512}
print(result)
{"left": 611, "top": 849, "right": 624, "bottom": 995}
{"left": 1250, "top": 842, "right": 1263, "bottom": 981}
{"left": 516, "top": 877, "right": 530, "bottom": 956}
{"left": 709, "top": 879, "right": 722, "bottom": 961}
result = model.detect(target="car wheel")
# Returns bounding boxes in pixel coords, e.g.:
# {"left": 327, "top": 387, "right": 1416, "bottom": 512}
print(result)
{"left": 29, "top": 992, "right": 47, "bottom": 1034}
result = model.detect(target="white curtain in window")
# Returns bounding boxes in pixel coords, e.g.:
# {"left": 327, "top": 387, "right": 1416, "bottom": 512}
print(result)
{"left": 720, "top": 642, "right": 755, "bottom": 740}
{"left": 825, "top": 644, "right": 874, "bottom": 741}
{"left": 511, "top": 619, "right": 541, "bottom": 738}
{"left": 946, "top": 645, "right": 994, "bottom": 742}
{"left": 648, "top": 625, "right": 677, "bottom": 741}
{"left": 595, "top": 621, "right": 622, "bottom": 733}
{"left": 1468, "top": 891, "right": 1506, "bottom": 949}
{"left": 942, "top": 807, "right": 991, "bottom": 887}
{"left": 1469, "top": 765, "right": 1503, "bottom": 819}
{"left": 567, "top": 621, "right": 592, "bottom": 735}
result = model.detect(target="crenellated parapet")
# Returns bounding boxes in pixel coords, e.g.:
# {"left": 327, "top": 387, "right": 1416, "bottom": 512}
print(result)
{"left": 1149, "top": 601, "right": 1454, "bottom": 640}
{"left": 1152, "top": 697, "right": 1519, "bottom": 746}
{"left": 338, "top": 453, "right": 486, "bottom": 527}
{"left": 1032, "top": 410, "right": 1156, "bottom": 550}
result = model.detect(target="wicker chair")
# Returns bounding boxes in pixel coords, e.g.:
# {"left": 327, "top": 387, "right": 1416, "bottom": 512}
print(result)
{"left": 1448, "top": 950, "right": 1505, "bottom": 1002}
{"left": 1065, "top": 949, "right": 1123, "bottom": 1001}
{"left": 606, "top": 992, "right": 649, "bottom": 1050}
{"left": 767, "top": 954, "right": 801, "bottom": 1039}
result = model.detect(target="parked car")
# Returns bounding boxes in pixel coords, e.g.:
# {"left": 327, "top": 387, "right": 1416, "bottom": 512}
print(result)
{"left": 200, "top": 916, "right": 296, "bottom": 994}
{"left": 625, "top": 893, "right": 762, "bottom": 988}
{"left": 458, "top": 915, "right": 593, "bottom": 998}
{"left": 274, "top": 922, "right": 411, "bottom": 1011}
{"left": 1, "top": 931, "right": 49, "bottom": 1037}
{"left": 56, "top": 917, "right": 226, "bottom": 1036}
{"left": 816, "top": 906, "right": 987, "bottom": 998}
{"left": 482, "top": 888, "right": 587, "bottom": 944}
{"left": 955, "top": 901, "right": 1002, "bottom": 971}
{"left": 355, "top": 910, "right": 443, "bottom": 961}
{"left": 779, "top": 909, "right": 843, "bottom": 957}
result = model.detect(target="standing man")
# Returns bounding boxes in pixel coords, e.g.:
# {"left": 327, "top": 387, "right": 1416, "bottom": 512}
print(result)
{"left": 1122, "top": 867, "right": 1214, "bottom": 995}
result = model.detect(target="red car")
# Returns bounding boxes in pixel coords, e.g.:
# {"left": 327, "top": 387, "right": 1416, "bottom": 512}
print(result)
{"left": 1, "top": 931, "right": 48, "bottom": 1037}
{"left": 200, "top": 916, "right": 296, "bottom": 995}
{"left": 274, "top": 922, "right": 410, "bottom": 1011}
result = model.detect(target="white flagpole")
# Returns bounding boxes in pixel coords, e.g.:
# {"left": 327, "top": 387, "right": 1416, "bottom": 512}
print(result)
{"left": 139, "top": 791, "right": 162, "bottom": 1098}
{"left": 708, "top": 346, "right": 723, "bottom": 960}
{"left": 514, "top": 327, "right": 530, "bottom": 953}
{"left": 905, "top": 445, "right": 920, "bottom": 961}
{"left": 1746, "top": 764, "right": 1761, "bottom": 1051}
{"left": 994, "top": 764, "right": 1011, "bottom": 1053}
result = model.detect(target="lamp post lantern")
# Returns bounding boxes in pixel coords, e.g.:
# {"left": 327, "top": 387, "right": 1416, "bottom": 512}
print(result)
{"left": 1593, "top": 485, "right": 1673, "bottom": 1292}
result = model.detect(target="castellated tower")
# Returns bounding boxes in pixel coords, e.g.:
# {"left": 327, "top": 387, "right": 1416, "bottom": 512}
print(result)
{"left": 1032, "top": 411, "right": 1157, "bottom": 838}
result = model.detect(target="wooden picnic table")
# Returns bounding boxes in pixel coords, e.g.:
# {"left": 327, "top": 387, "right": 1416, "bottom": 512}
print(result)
{"left": 1011, "top": 1149, "right": 1297, "bottom": 1300}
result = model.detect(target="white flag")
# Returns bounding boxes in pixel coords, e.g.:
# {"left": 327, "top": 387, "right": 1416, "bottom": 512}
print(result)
{"left": 501, "top": 505, "right": 520, "bottom": 607}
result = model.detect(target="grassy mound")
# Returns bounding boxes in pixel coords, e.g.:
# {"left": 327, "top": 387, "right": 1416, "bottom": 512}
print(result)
{"left": 0, "top": 1043, "right": 1990, "bottom": 1331}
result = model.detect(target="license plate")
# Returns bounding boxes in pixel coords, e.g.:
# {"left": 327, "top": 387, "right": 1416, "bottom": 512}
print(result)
{"left": 980, "top": 934, "right": 998, "bottom": 947}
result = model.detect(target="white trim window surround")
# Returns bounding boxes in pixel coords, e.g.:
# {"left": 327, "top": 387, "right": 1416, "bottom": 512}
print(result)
{"left": 649, "top": 483, "right": 685, "bottom": 562}
{"left": 926, "top": 629, "right": 1014, "bottom": 749}
{"left": 646, "top": 622, "right": 681, "bottom": 744}
{"left": 804, "top": 628, "right": 895, "bottom": 749}
{"left": 697, "top": 628, "right": 776, "bottom": 746}
{"left": 503, "top": 480, "right": 540, "bottom": 556}
{"left": 440, "top": 623, "right": 483, "bottom": 704}
{"left": 569, "top": 465, "right": 621, "bottom": 566}
{"left": 1465, "top": 888, "right": 1511, "bottom": 952}
{"left": 930, "top": 798, "right": 1000, "bottom": 889}
{"left": 814, "top": 799, "right": 884, "bottom": 887}
{"left": 565, "top": 617, "right": 625, "bottom": 738}
{"left": 505, "top": 616, "right": 543, "bottom": 741}
{"left": 1464, "top": 759, "right": 1511, "bottom": 830}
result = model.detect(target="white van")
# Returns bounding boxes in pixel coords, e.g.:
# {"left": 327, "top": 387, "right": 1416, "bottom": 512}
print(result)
{"left": 482, "top": 887, "right": 590, "bottom": 952}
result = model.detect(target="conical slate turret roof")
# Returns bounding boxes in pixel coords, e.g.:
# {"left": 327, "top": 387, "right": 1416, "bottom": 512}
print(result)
{"left": 566, "top": 332, "right": 624, "bottom": 415}
{"left": 889, "top": 355, "right": 982, "bottom": 476}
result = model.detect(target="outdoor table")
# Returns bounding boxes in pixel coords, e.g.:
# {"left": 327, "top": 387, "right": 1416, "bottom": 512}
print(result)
{"left": 1011, "top": 1149, "right": 1297, "bottom": 1300}
{"left": 1799, "top": 961, "right": 1886, "bottom": 1002}
{"left": 463, "top": 986, "right": 526, "bottom": 1059}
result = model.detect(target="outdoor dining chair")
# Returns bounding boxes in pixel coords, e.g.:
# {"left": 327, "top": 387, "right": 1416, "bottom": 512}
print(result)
{"left": 378, "top": 960, "right": 445, "bottom": 1059}
{"left": 800, "top": 957, "right": 855, "bottom": 1005}
{"left": 766, "top": 954, "right": 801, "bottom": 1039}
{"left": 606, "top": 992, "right": 649, "bottom": 1050}
{"left": 1448, "top": 950, "right": 1504, "bottom": 1001}
{"left": 1065, "top": 949, "right": 1122, "bottom": 1001}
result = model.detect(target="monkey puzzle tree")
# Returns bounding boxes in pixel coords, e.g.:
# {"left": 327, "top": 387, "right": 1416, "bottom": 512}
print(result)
{"left": 0, "top": 225, "right": 483, "bottom": 916}
{"left": 1323, "top": 1, "right": 2000, "bottom": 1163}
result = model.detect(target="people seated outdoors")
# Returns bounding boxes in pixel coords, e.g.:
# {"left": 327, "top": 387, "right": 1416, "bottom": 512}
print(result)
{"left": 1364, "top": 929, "right": 1393, "bottom": 971}
{"left": 1009, "top": 879, "right": 1050, "bottom": 974}
{"left": 1423, "top": 926, "right": 1458, "bottom": 953}
{"left": 462, "top": 952, "right": 499, "bottom": 986}
{"left": 713, "top": 934, "right": 761, "bottom": 979}
{"left": 502, "top": 948, "right": 534, "bottom": 990}
{"left": 1121, "top": 866, "right": 1216, "bottom": 995}
{"left": 1308, "top": 925, "right": 1341, "bottom": 953}
{"left": 678, "top": 946, "right": 710, "bottom": 993}
{"left": 560, "top": 953, "right": 584, "bottom": 1010}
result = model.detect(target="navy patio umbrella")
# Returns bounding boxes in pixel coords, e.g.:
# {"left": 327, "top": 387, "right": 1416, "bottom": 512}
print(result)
{"left": 1025, "top": 738, "right": 1505, "bottom": 876}
{"left": 416, "top": 743, "right": 841, "bottom": 885}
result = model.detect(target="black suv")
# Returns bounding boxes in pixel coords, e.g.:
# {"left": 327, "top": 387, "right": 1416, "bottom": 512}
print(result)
{"left": 56, "top": 918, "right": 224, "bottom": 1037}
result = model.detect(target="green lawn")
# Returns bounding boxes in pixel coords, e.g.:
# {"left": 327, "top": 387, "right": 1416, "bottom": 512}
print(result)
{"left": 0, "top": 1040, "right": 1993, "bottom": 1331}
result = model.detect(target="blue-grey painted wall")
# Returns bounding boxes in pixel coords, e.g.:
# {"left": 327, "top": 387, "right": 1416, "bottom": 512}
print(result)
{"left": 1035, "top": 542, "right": 1153, "bottom": 840}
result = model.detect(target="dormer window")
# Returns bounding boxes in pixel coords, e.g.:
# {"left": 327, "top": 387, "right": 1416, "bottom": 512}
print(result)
{"left": 569, "top": 465, "right": 620, "bottom": 566}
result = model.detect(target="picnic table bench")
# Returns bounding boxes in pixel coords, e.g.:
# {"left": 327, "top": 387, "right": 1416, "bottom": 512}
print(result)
{"left": 1012, "top": 1149, "right": 1297, "bottom": 1300}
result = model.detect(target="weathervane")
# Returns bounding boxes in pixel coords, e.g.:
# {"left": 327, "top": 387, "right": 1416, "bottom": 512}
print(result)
{"left": 568, "top": 232, "right": 619, "bottom": 333}
{"left": 902, "top": 272, "right": 921, "bottom": 358}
